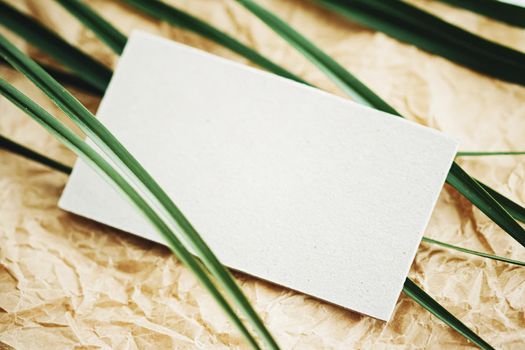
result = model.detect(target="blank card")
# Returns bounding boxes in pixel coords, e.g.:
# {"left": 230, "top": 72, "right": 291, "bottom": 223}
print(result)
{"left": 59, "top": 31, "right": 457, "bottom": 321}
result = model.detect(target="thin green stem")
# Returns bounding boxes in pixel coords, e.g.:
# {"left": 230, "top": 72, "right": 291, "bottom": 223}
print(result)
{"left": 422, "top": 236, "right": 525, "bottom": 267}
{"left": 0, "top": 0, "right": 111, "bottom": 94}
{"left": 55, "top": 0, "right": 127, "bottom": 54}
{"left": 403, "top": 279, "right": 494, "bottom": 350}
{"left": 120, "top": 0, "right": 307, "bottom": 84}
{"left": 0, "top": 57, "right": 101, "bottom": 95}
{"left": 437, "top": 0, "right": 525, "bottom": 28}
{"left": 456, "top": 151, "right": 525, "bottom": 157}
{"left": 316, "top": 0, "right": 525, "bottom": 86}
{"left": 0, "top": 134, "right": 72, "bottom": 173}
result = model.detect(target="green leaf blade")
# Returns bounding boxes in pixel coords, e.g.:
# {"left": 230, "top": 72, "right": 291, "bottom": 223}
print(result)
{"left": 0, "top": 0, "right": 111, "bottom": 93}
{"left": 120, "top": 0, "right": 307, "bottom": 85}
{"left": 403, "top": 279, "right": 494, "bottom": 350}
{"left": 54, "top": 0, "right": 127, "bottom": 54}
{"left": 456, "top": 151, "right": 525, "bottom": 157}
{"left": 1, "top": 56, "right": 102, "bottom": 95}
{"left": 0, "top": 134, "right": 72, "bottom": 173}
{"left": 476, "top": 181, "right": 525, "bottom": 224}
{"left": 447, "top": 163, "right": 525, "bottom": 247}
{"left": 422, "top": 236, "right": 525, "bottom": 267}
{"left": 316, "top": 0, "right": 525, "bottom": 86}
{"left": 235, "top": 0, "right": 398, "bottom": 114}
{"left": 438, "top": 0, "right": 525, "bottom": 28}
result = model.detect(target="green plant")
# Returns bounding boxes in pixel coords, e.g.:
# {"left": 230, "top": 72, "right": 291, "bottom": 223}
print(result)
{"left": 119, "top": 0, "right": 306, "bottom": 84}
{"left": 438, "top": 0, "right": 525, "bottom": 28}
{"left": 0, "top": 33, "right": 277, "bottom": 350}
{"left": 234, "top": 1, "right": 524, "bottom": 347}
{"left": 421, "top": 236, "right": 525, "bottom": 267}
{"left": 402, "top": 279, "right": 491, "bottom": 349}
{"left": 0, "top": 134, "right": 72, "bottom": 173}
{"left": 235, "top": 0, "right": 525, "bottom": 248}
{"left": 315, "top": 0, "right": 525, "bottom": 86}
{"left": 55, "top": 0, "right": 127, "bottom": 54}
{"left": 0, "top": 0, "right": 111, "bottom": 93}
{"left": 1, "top": 1, "right": 523, "bottom": 349}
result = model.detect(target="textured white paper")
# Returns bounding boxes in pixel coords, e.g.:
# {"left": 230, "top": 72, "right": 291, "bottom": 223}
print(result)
{"left": 59, "top": 31, "right": 457, "bottom": 321}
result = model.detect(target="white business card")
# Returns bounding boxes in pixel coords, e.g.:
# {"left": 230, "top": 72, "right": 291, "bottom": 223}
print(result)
{"left": 59, "top": 31, "right": 457, "bottom": 321}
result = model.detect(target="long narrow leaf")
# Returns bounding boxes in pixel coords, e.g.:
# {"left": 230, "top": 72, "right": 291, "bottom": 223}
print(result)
{"left": 438, "top": 0, "right": 525, "bottom": 28}
{"left": 0, "top": 134, "right": 72, "bottom": 173}
{"left": 54, "top": 0, "right": 127, "bottom": 54}
{"left": 0, "top": 78, "right": 261, "bottom": 350}
{"left": 1, "top": 57, "right": 101, "bottom": 95}
{"left": 32, "top": 0, "right": 307, "bottom": 88}
{"left": 403, "top": 279, "right": 494, "bottom": 350}
{"left": 0, "top": 0, "right": 111, "bottom": 94}
{"left": 382, "top": 0, "right": 524, "bottom": 68}
{"left": 457, "top": 151, "right": 525, "bottom": 157}
{"left": 120, "top": 0, "right": 307, "bottom": 84}
{"left": 237, "top": 0, "right": 398, "bottom": 113}
{"left": 235, "top": 0, "right": 525, "bottom": 249}
{"left": 447, "top": 162, "right": 525, "bottom": 247}
{"left": 422, "top": 236, "right": 525, "bottom": 267}
{"left": 0, "top": 33, "right": 279, "bottom": 350}
{"left": 325, "top": 0, "right": 524, "bottom": 69}
{"left": 316, "top": 0, "right": 525, "bottom": 86}
{"left": 477, "top": 181, "right": 525, "bottom": 224}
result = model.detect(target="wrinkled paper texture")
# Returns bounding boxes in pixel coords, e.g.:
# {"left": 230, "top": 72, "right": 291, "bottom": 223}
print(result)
{"left": 0, "top": 0, "right": 524, "bottom": 348}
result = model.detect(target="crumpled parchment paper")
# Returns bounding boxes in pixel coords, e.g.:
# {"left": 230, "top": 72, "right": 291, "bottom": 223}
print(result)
{"left": 1, "top": 0, "right": 524, "bottom": 348}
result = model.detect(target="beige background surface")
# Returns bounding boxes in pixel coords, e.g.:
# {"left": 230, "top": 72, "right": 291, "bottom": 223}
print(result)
{"left": 0, "top": 0, "right": 524, "bottom": 349}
